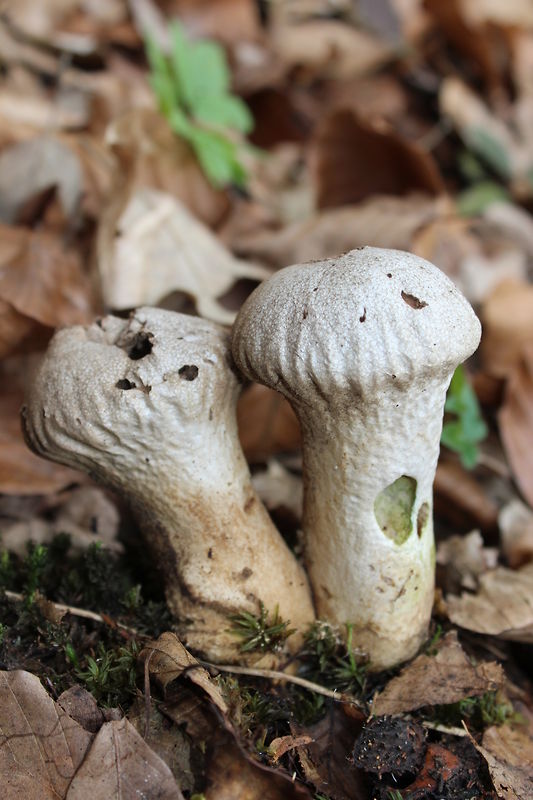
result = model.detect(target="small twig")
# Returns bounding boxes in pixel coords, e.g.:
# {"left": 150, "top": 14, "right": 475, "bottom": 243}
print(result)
{"left": 4, "top": 590, "right": 140, "bottom": 635}
{"left": 198, "top": 659, "right": 366, "bottom": 710}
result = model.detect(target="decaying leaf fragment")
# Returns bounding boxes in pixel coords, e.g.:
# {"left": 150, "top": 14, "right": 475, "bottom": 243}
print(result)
{"left": 97, "top": 188, "right": 270, "bottom": 323}
{"left": 447, "top": 562, "right": 533, "bottom": 642}
{"left": 467, "top": 724, "right": 533, "bottom": 800}
{"left": 499, "top": 344, "right": 533, "bottom": 507}
{"left": 371, "top": 631, "right": 504, "bottom": 716}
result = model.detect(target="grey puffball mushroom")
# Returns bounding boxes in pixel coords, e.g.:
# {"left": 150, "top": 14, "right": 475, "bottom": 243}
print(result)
{"left": 232, "top": 247, "right": 481, "bottom": 671}
{"left": 22, "top": 307, "right": 315, "bottom": 662}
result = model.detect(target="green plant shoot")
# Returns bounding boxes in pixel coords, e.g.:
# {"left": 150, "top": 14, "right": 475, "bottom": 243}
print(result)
{"left": 441, "top": 365, "right": 488, "bottom": 469}
{"left": 145, "top": 21, "right": 254, "bottom": 188}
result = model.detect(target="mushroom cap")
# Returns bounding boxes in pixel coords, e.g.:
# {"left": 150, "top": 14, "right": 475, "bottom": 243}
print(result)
{"left": 232, "top": 247, "right": 481, "bottom": 404}
{"left": 22, "top": 308, "right": 238, "bottom": 481}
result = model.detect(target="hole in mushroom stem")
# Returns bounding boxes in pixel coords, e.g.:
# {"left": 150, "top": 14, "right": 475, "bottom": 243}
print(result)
{"left": 116, "top": 379, "right": 136, "bottom": 390}
{"left": 126, "top": 331, "right": 153, "bottom": 360}
{"left": 374, "top": 476, "right": 417, "bottom": 545}
{"left": 417, "top": 502, "right": 430, "bottom": 538}
{"left": 401, "top": 291, "right": 427, "bottom": 309}
{"left": 179, "top": 364, "right": 199, "bottom": 381}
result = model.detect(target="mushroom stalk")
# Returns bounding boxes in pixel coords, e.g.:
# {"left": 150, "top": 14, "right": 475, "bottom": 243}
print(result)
{"left": 22, "top": 308, "right": 315, "bottom": 662}
{"left": 232, "top": 247, "right": 481, "bottom": 670}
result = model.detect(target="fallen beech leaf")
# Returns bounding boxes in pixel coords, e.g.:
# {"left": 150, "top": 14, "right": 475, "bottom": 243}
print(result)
{"left": 437, "top": 530, "right": 498, "bottom": 594}
{"left": 0, "top": 136, "right": 82, "bottom": 224}
{"left": 97, "top": 188, "right": 269, "bottom": 323}
{"left": 0, "top": 670, "right": 92, "bottom": 800}
{"left": 499, "top": 344, "right": 533, "bottom": 506}
{"left": 232, "top": 194, "right": 445, "bottom": 268}
{"left": 0, "top": 389, "right": 81, "bottom": 494}
{"left": 141, "top": 632, "right": 229, "bottom": 715}
{"left": 57, "top": 685, "right": 106, "bottom": 734}
{"left": 269, "top": 734, "right": 313, "bottom": 763}
{"left": 0, "top": 298, "right": 35, "bottom": 358}
{"left": 469, "top": 725, "right": 533, "bottom": 800}
{"left": 66, "top": 717, "right": 184, "bottom": 800}
{"left": 447, "top": 562, "right": 533, "bottom": 642}
{"left": 294, "top": 705, "right": 366, "bottom": 800}
{"left": 481, "top": 282, "right": 533, "bottom": 377}
{"left": 0, "top": 224, "right": 93, "bottom": 328}
{"left": 499, "top": 499, "right": 533, "bottom": 568}
{"left": 237, "top": 383, "right": 301, "bottom": 461}
{"left": 434, "top": 459, "right": 499, "bottom": 534}
{"left": 105, "top": 109, "right": 229, "bottom": 227}
{"left": 371, "top": 631, "right": 504, "bottom": 716}
{"left": 311, "top": 109, "right": 443, "bottom": 209}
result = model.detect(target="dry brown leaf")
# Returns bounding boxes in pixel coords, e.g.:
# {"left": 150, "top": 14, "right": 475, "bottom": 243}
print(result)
{"left": 160, "top": 0, "right": 262, "bottom": 45}
{"left": 237, "top": 383, "right": 301, "bottom": 462}
{"left": 437, "top": 530, "right": 498, "bottom": 594}
{"left": 371, "top": 631, "right": 504, "bottom": 716}
{"left": 499, "top": 499, "right": 533, "bottom": 568}
{"left": 251, "top": 460, "right": 303, "bottom": 520}
{"left": 434, "top": 460, "right": 499, "bottom": 535}
{"left": 446, "top": 562, "right": 533, "bottom": 642}
{"left": 57, "top": 685, "right": 106, "bottom": 734}
{"left": 0, "top": 669, "right": 93, "bottom": 800}
{"left": 232, "top": 194, "right": 444, "bottom": 268}
{"left": 0, "top": 224, "right": 94, "bottom": 328}
{"left": 499, "top": 344, "right": 533, "bottom": 506}
{"left": 269, "top": 734, "right": 313, "bottom": 763}
{"left": 460, "top": 0, "right": 533, "bottom": 28}
{"left": 97, "top": 188, "right": 269, "bottom": 323}
{"left": 469, "top": 725, "right": 533, "bottom": 800}
{"left": 311, "top": 109, "right": 443, "bottom": 209}
{"left": 481, "top": 282, "right": 533, "bottom": 377}
{"left": 0, "top": 298, "right": 35, "bottom": 358}
{"left": 105, "top": 109, "right": 229, "bottom": 228}
{"left": 0, "top": 136, "right": 83, "bottom": 224}
{"left": 141, "top": 632, "right": 229, "bottom": 715}
{"left": 66, "top": 717, "right": 184, "bottom": 799}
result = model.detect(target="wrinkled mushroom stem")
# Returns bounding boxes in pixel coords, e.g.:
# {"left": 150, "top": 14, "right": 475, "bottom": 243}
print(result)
{"left": 299, "top": 377, "right": 446, "bottom": 671}
{"left": 22, "top": 309, "right": 315, "bottom": 663}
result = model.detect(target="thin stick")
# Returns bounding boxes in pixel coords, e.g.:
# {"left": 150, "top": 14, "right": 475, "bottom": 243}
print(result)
{"left": 198, "top": 659, "right": 366, "bottom": 710}
{"left": 4, "top": 590, "right": 140, "bottom": 635}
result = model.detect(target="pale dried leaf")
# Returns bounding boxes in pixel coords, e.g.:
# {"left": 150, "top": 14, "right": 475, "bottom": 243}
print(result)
{"left": 252, "top": 460, "right": 303, "bottom": 519}
{"left": 97, "top": 188, "right": 270, "bottom": 323}
{"left": 57, "top": 686, "right": 105, "bottom": 734}
{"left": 499, "top": 499, "right": 533, "bottom": 568}
{"left": 237, "top": 383, "right": 301, "bottom": 461}
{"left": 470, "top": 725, "right": 533, "bottom": 800}
{"left": 269, "top": 734, "right": 313, "bottom": 762}
{"left": 0, "top": 670, "right": 92, "bottom": 800}
{"left": 0, "top": 298, "right": 35, "bottom": 358}
{"left": 499, "top": 344, "right": 533, "bottom": 505}
{"left": 372, "top": 631, "right": 504, "bottom": 716}
{"left": 460, "top": 0, "right": 533, "bottom": 28}
{"left": 0, "top": 136, "right": 82, "bottom": 223}
{"left": 437, "top": 530, "right": 498, "bottom": 594}
{"left": 447, "top": 562, "right": 533, "bottom": 642}
{"left": 481, "top": 282, "right": 533, "bottom": 377}
{"left": 141, "top": 632, "right": 229, "bottom": 715}
{"left": 66, "top": 718, "right": 184, "bottom": 799}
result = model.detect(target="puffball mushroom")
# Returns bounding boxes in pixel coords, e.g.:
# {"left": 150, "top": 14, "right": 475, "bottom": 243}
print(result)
{"left": 232, "top": 247, "right": 481, "bottom": 671}
{"left": 22, "top": 308, "right": 315, "bottom": 662}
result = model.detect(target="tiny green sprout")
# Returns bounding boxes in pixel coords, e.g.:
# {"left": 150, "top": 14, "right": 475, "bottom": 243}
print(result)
{"left": 145, "top": 21, "right": 254, "bottom": 188}
{"left": 23, "top": 543, "right": 48, "bottom": 601}
{"left": 229, "top": 602, "right": 294, "bottom": 653}
{"left": 425, "top": 623, "right": 444, "bottom": 656}
{"left": 301, "top": 621, "right": 366, "bottom": 695}
{"left": 387, "top": 792, "right": 406, "bottom": 800}
{"left": 441, "top": 365, "right": 488, "bottom": 469}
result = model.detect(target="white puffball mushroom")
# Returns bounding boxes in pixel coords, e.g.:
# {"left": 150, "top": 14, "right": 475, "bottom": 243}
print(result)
{"left": 22, "top": 308, "right": 315, "bottom": 662}
{"left": 232, "top": 247, "right": 481, "bottom": 671}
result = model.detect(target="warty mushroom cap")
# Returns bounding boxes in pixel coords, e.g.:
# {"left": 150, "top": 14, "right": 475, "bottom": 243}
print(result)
{"left": 232, "top": 247, "right": 481, "bottom": 405}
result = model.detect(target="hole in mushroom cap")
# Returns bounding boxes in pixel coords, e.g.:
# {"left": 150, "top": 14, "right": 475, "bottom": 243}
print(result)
{"left": 374, "top": 476, "right": 417, "bottom": 545}
{"left": 116, "top": 379, "right": 136, "bottom": 390}
{"left": 125, "top": 331, "right": 153, "bottom": 360}
{"left": 417, "top": 502, "right": 430, "bottom": 538}
{"left": 401, "top": 291, "right": 427, "bottom": 309}
{"left": 179, "top": 365, "right": 199, "bottom": 381}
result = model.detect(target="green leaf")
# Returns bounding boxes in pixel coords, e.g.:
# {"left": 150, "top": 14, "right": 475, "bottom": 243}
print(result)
{"left": 441, "top": 365, "right": 488, "bottom": 469}
{"left": 457, "top": 181, "right": 509, "bottom": 217}
{"left": 466, "top": 128, "right": 512, "bottom": 180}
{"left": 189, "top": 127, "right": 247, "bottom": 187}
{"left": 169, "top": 22, "right": 229, "bottom": 111}
{"left": 193, "top": 94, "right": 253, "bottom": 134}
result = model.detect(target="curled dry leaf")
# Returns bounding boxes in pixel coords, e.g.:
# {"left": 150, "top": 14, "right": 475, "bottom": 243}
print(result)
{"left": 252, "top": 460, "right": 303, "bottom": 520}
{"left": 446, "top": 561, "right": 533, "bottom": 642}
{"left": 97, "top": 188, "right": 270, "bottom": 324}
{"left": 232, "top": 194, "right": 445, "bottom": 268}
{"left": 468, "top": 725, "right": 533, "bottom": 800}
{"left": 499, "top": 344, "right": 533, "bottom": 506}
{"left": 371, "top": 631, "right": 504, "bottom": 716}
{"left": 437, "top": 529, "right": 498, "bottom": 594}
{"left": 0, "top": 669, "right": 93, "bottom": 800}
{"left": 499, "top": 499, "right": 533, "bottom": 568}
{"left": 268, "top": 734, "right": 313, "bottom": 763}
{"left": 66, "top": 717, "right": 184, "bottom": 800}
{"left": 0, "top": 136, "right": 83, "bottom": 224}
{"left": 237, "top": 383, "right": 301, "bottom": 462}
{"left": 434, "top": 459, "right": 499, "bottom": 535}
{"left": 481, "top": 282, "right": 533, "bottom": 377}
{"left": 310, "top": 108, "right": 443, "bottom": 209}
{"left": 141, "top": 631, "right": 229, "bottom": 716}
